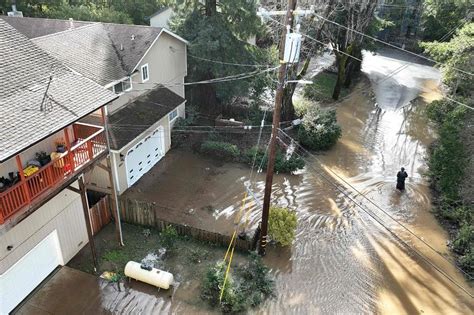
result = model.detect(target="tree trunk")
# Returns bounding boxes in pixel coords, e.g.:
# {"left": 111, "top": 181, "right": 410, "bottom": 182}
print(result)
{"left": 281, "top": 58, "right": 310, "bottom": 120}
{"left": 332, "top": 54, "right": 347, "bottom": 100}
{"left": 205, "top": 0, "right": 217, "bottom": 16}
{"left": 343, "top": 45, "right": 361, "bottom": 88}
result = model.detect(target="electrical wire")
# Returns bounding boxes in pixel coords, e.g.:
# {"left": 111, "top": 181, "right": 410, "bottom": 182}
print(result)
{"left": 313, "top": 13, "right": 474, "bottom": 77}
{"left": 188, "top": 54, "right": 277, "bottom": 68}
{"left": 275, "top": 134, "right": 473, "bottom": 297}
{"left": 277, "top": 128, "right": 473, "bottom": 280}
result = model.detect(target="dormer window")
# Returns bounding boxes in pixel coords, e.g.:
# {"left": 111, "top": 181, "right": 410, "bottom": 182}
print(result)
{"left": 113, "top": 77, "right": 132, "bottom": 94}
{"left": 141, "top": 64, "right": 149, "bottom": 82}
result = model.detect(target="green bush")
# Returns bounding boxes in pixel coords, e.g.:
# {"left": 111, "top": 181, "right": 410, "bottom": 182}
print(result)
{"left": 268, "top": 206, "right": 297, "bottom": 246}
{"left": 200, "top": 141, "right": 240, "bottom": 161}
{"left": 429, "top": 107, "right": 467, "bottom": 202}
{"left": 459, "top": 251, "right": 473, "bottom": 275}
{"left": 244, "top": 147, "right": 305, "bottom": 174}
{"left": 426, "top": 99, "right": 458, "bottom": 125}
{"left": 298, "top": 107, "right": 342, "bottom": 150}
{"left": 160, "top": 225, "right": 179, "bottom": 249}
{"left": 201, "top": 255, "right": 274, "bottom": 313}
{"left": 452, "top": 225, "right": 474, "bottom": 255}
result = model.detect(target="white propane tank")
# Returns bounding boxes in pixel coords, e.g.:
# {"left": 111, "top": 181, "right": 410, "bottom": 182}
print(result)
{"left": 124, "top": 261, "right": 174, "bottom": 289}
{"left": 283, "top": 32, "right": 302, "bottom": 63}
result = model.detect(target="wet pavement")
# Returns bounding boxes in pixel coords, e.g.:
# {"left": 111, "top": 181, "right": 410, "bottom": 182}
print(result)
{"left": 125, "top": 49, "right": 472, "bottom": 314}
{"left": 18, "top": 50, "right": 473, "bottom": 314}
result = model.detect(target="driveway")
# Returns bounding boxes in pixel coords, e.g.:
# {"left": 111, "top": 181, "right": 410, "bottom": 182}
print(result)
{"left": 13, "top": 266, "right": 171, "bottom": 314}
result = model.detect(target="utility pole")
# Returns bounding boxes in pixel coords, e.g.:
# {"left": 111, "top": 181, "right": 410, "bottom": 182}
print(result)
{"left": 259, "top": 0, "right": 297, "bottom": 255}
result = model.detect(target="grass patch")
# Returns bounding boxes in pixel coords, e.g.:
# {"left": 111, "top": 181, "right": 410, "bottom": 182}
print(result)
{"left": 303, "top": 71, "right": 349, "bottom": 103}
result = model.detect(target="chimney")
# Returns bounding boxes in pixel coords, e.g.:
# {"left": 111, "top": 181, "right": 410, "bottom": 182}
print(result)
{"left": 69, "top": 18, "right": 74, "bottom": 30}
{"left": 8, "top": 1, "right": 23, "bottom": 17}
{"left": 120, "top": 43, "right": 124, "bottom": 51}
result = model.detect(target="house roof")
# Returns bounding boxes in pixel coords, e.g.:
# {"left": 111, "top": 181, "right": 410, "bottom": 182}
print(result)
{"left": 108, "top": 86, "right": 185, "bottom": 150}
{"left": 0, "top": 19, "right": 117, "bottom": 162}
{"left": 33, "top": 23, "right": 129, "bottom": 86}
{"left": 0, "top": 15, "right": 92, "bottom": 39}
{"left": 22, "top": 18, "right": 188, "bottom": 86}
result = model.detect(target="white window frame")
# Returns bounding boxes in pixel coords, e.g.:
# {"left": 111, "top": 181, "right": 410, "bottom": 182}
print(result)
{"left": 168, "top": 108, "right": 178, "bottom": 123}
{"left": 112, "top": 77, "right": 133, "bottom": 94}
{"left": 141, "top": 64, "right": 149, "bottom": 82}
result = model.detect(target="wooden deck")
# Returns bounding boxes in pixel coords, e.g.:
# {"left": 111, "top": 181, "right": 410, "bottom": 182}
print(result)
{"left": 0, "top": 123, "right": 107, "bottom": 225}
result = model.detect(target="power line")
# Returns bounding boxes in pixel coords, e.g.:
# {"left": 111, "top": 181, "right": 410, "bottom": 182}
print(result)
{"left": 188, "top": 54, "right": 277, "bottom": 68}
{"left": 268, "top": 16, "right": 474, "bottom": 111}
{"left": 313, "top": 13, "right": 474, "bottom": 77}
{"left": 277, "top": 129, "right": 473, "bottom": 280}
{"left": 275, "top": 134, "right": 473, "bottom": 297}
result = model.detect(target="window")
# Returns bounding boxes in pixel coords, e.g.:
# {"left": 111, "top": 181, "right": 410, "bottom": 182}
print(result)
{"left": 113, "top": 77, "right": 132, "bottom": 94}
{"left": 168, "top": 108, "right": 178, "bottom": 122}
{"left": 141, "top": 64, "right": 149, "bottom": 82}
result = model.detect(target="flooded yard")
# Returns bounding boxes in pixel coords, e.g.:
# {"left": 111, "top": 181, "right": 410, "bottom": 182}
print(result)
{"left": 123, "top": 49, "right": 472, "bottom": 314}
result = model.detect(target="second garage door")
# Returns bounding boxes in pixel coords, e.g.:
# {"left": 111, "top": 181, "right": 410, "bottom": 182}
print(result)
{"left": 125, "top": 126, "right": 165, "bottom": 187}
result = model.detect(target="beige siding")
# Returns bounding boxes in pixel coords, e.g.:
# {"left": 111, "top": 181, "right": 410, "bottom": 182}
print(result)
{"left": 0, "top": 181, "right": 88, "bottom": 274}
{"left": 135, "top": 32, "right": 187, "bottom": 98}
{"left": 149, "top": 8, "right": 174, "bottom": 29}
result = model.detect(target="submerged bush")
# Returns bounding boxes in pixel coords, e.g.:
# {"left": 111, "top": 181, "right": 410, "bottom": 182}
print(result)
{"left": 200, "top": 141, "right": 240, "bottom": 161}
{"left": 298, "top": 106, "right": 342, "bottom": 150}
{"left": 268, "top": 206, "right": 297, "bottom": 246}
{"left": 244, "top": 147, "right": 305, "bottom": 174}
{"left": 452, "top": 224, "right": 474, "bottom": 255}
{"left": 201, "top": 254, "right": 274, "bottom": 313}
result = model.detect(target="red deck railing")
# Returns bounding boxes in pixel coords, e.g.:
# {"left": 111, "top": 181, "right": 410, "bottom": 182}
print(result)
{"left": 0, "top": 123, "right": 107, "bottom": 224}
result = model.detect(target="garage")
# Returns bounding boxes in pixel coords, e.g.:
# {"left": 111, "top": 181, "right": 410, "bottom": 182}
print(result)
{"left": 125, "top": 126, "right": 165, "bottom": 187}
{"left": 0, "top": 231, "right": 63, "bottom": 314}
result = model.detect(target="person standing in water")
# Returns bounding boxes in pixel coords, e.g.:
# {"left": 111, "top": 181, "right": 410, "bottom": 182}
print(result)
{"left": 396, "top": 167, "right": 408, "bottom": 191}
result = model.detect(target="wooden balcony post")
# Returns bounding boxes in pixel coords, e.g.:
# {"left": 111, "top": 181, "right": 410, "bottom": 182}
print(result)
{"left": 64, "top": 127, "right": 75, "bottom": 170}
{"left": 78, "top": 176, "right": 98, "bottom": 272}
{"left": 100, "top": 107, "right": 106, "bottom": 126}
{"left": 15, "top": 155, "right": 31, "bottom": 204}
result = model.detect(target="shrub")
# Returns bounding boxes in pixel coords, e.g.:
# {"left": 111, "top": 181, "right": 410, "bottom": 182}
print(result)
{"left": 200, "top": 141, "right": 240, "bottom": 161}
{"left": 244, "top": 147, "right": 305, "bottom": 174}
{"left": 160, "top": 225, "right": 179, "bottom": 249}
{"left": 298, "top": 106, "right": 342, "bottom": 150}
{"left": 426, "top": 99, "right": 458, "bottom": 125}
{"left": 452, "top": 224, "right": 474, "bottom": 255}
{"left": 459, "top": 251, "right": 473, "bottom": 276}
{"left": 268, "top": 206, "right": 297, "bottom": 246}
{"left": 201, "top": 255, "right": 275, "bottom": 313}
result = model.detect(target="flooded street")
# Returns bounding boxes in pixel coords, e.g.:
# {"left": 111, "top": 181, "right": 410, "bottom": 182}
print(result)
{"left": 85, "top": 50, "right": 473, "bottom": 314}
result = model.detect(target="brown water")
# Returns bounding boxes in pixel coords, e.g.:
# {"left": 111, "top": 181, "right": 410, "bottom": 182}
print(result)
{"left": 98, "top": 52, "right": 473, "bottom": 313}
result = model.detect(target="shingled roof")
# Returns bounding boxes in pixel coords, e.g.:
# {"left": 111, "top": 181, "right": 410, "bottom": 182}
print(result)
{"left": 108, "top": 86, "right": 185, "bottom": 150}
{"left": 33, "top": 23, "right": 128, "bottom": 86}
{"left": 0, "top": 20, "right": 117, "bottom": 162}
{"left": 0, "top": 15, "right": 92, "bottom": 39}
{"left": 30, "top": 21, "right": 165, "bottom": 86}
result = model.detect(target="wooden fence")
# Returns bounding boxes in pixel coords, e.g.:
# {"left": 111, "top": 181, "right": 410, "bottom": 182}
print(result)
{"left": 89, "top": 195, "right": 112, "bottom": 235}
{"left": 120, "top": 198, "right": 253, "bottom": 251}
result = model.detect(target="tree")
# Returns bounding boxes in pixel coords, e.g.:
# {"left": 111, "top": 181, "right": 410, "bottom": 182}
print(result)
{"left": 320, "top": 0, "right": 378, "bottom": 100}
{"left": 421, "top": 22, "right": 474, "bottom": 97}
{"left": 422, "top": 0, "right": 471, "bottom": 41}
{"left": 171, "top": 0, "right": 271, "bottom": 112}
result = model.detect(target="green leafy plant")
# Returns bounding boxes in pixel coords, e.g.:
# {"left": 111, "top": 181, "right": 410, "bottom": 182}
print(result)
{"left": 201, "top": 255, "right": 275, "bottom": 313}
{"left": 244, "top": 147, "right": 305, "bottom": 174}
{"left": 200, "top": 141, "right": 240, "bottom": 161}
{"left": 160, "top": 225, "right": 179, "bottom": 249}
{"left": 268, "top": 206, "right": 297, "bottom": 246}
{"left": 298, "top": 106, "right": 342, "bottom": 150}
{"left": 452, "top": 224, "right": 474, "bottom": 255}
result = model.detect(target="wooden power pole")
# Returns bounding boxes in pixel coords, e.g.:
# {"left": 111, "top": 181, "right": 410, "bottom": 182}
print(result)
{"left": 259, "top": 0, "right": 297, "bottom": 255}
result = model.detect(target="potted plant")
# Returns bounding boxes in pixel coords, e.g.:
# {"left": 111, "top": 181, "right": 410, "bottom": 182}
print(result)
{"left": 55, "top": 140, "right": 66, "bottom": 153}
{"left": 35, "top": 151, "right": 51, "bottom": 166}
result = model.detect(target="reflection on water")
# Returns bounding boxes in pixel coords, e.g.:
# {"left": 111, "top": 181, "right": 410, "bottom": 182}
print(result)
{"left": 121, "top": 51, "right": 472, "bottom": 313}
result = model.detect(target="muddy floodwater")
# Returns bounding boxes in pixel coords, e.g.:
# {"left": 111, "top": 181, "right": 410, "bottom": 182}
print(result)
{"left": 118, "top": 51, "right": 473, "bottom": 314}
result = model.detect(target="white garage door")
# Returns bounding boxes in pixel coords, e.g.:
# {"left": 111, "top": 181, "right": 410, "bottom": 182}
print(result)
{"left": 0, "top": 231, "right": 63, "bottom": 314}
{"left": 125, "top": 126, "right": 165, "bottom": 187}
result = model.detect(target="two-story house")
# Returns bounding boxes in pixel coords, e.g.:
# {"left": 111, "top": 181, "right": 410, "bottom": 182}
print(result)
{"left": 0, "top": 20, "right": 119, "bottom": 314}
{"left": 1, "top": 16, "right": 188, "bottom": 195}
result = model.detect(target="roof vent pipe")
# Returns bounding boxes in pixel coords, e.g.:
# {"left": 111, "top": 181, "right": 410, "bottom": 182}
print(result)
{"left": 131, "top": 34, "right": 135, "bottom": 40}
{"left": 69, "top": 18, "right": 74, "bottom": 30}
